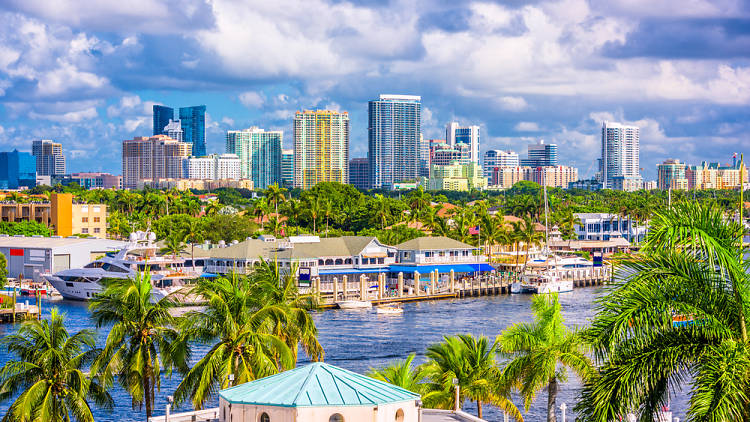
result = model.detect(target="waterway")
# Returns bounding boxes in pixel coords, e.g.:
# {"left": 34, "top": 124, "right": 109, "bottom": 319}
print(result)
{"left": 0, "top": 288, "right": 688, "bottom": 421}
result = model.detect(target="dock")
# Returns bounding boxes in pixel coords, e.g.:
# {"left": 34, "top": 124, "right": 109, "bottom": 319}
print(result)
{"left": 0, "top": 302, "right": 42, "bottom": 323}
{"left": 310, "top": 266, "right": 612, "bottom": 309}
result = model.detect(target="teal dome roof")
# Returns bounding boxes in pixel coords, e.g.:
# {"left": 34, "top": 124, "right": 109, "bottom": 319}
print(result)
{"left": 219, "top": 362, "right": 420, "bottom": 407}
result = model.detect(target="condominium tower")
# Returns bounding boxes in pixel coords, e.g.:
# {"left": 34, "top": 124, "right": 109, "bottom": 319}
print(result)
{"left": 179, "top": 105, "right": 207, "bottom": 157}
{"left": 445, "top": 122, "right": 480, "bottom": 164}
{"left": 520, "top": 140, "right": 557, "bottom": 167}
{"left": 32, "top": 139, "right": 66, "bottom": 176}
{"left": 122, "top": 135, "right": 192, "bottom": 189}
{"left": 482, "top": 150, "right": 519, "bottom": 179}
{"left": 600, "top": 121, "right": 641, "bottom": 190}
{"left": 182, "top": 154, "right": 241, "bottom": 180}
{"left": 294, "top": 110, "right": 350, "bottom": 189}
{"left": 368, "top": 95, "right": 421, "bottom": 189}
{"left": 281, "top": 149, "right": 294, "bottom": 188}
{"left": 153, "top": 105, "right": 174, "bottom": 136}
{"left": 225, "top": 127, "right": 282, "bottom": 190}
{"left": 657, "top": 159, "right": 687, "bottom": 190}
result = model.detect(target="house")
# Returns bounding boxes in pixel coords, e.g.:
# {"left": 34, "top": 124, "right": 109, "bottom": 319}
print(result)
{"left": 574, "top": 213, "right": 647, "bottom": 242}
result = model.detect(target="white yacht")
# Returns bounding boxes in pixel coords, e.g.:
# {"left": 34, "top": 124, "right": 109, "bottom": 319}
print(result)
{"left": 511, "top": 273, "right": 574, "bottom": 294}
{"left": 44, "top": 231, "right": 203, "bottom": 301}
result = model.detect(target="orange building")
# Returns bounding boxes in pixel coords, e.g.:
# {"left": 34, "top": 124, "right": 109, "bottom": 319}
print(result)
{"left": 1, "top": 193, "right": 106, "bottom": 238}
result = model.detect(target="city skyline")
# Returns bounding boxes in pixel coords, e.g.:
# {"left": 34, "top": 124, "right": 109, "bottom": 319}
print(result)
{"left": 0, "top": 1, "right": 747, "bottom": 180}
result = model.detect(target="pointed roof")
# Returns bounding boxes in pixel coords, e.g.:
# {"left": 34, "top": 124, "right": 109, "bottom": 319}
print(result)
{"left": 395, "top": 236, "right": 475, "bottom": 250}
{"left": 219, "top": 362, "right": 420, "bottom": 407}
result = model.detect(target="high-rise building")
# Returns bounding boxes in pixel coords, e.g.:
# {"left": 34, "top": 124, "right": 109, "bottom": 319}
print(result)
{"left": 482, "top": 150, "right": 519, "bottom": 179}
{"left": 122, "top": 135, "right": 192, "bottom": 189}
{"left": 153, "top": 105, "right": 174, "bottom": 136}
{"left": 32, "top": 140, "right": 66, "bottom": 177}
{"left": 490, "top": 165, "right": 578, "bottom": 189}
{"left": 446, "top": 122, "right": 480, "bottom": 164}
{"left": 686, "top": 160, "right": 748, "bottom": 190}
{"left": 349, "top": 158, "right": 369, "bottom": 190}
{"left": 225, "top": 127, "right": 282, "bottom": 190}
{"left": 163, "top": 119, "right": 184, "bottom": 142}
{"left": 294, "top": 110, "right": 350, "bottom": 189}
{"left": 281, "top": 149, "right": 294, "bottom": 189}
{"left": 65, "top": 173, "right": 122, "bottom": 190}
{"left": 431, "top": 149, "right": 463, "bottom": 167}
{"left": 427, "top": 162, "right": 487, "bottom": 191}
{"left": 0, "top": 150, "right": 36, "bottom": 189}
{"left": 182, "top": 154, "right": 241, "bottom": 180}
{"left": 600, "top": 122, "right": 641, "bottom": 190}
{"left": 520, "top": 140, "right": 557, "bottom": 167}
{"left": 368, "top": 95, "right": 421, "bottom": 189}
{"left": 179, "top": 105, "right": 207, "bottom": 157}
{"left": 657, "top": 159, "right": 687, "bottom": 190}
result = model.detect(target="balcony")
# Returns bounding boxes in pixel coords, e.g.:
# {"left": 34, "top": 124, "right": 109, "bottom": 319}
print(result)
{"left": 415, "top": 255, "right": 486, "bottom": 264}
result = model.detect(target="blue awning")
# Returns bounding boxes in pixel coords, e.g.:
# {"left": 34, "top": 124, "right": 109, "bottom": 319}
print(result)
{"left": 200, "top": 272, "right": 219, "bottom": 278}
{"left": 471, "top": 263, "right": 496, "bottom": 272}
{"left": 388, "top": 264, "right": 479, "bottom": 274}
{"left": 318, "top": 268, "right": 390, "bottom": 275}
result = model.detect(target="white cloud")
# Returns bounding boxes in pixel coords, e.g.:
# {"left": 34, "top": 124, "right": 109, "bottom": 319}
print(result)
{"left": 496, "top": 96, "right": 528, "bottom": 112}
{"left": 515, "top": 121, "right": 541, "bottom": 131}
{"left": 221, "top": 116, "right": 235, "bottom": 126}
{"left": 29, "top": 107, "right": 98, "bottom": 123}
{"left": 238, "top": 91, "right": 264, "bottom": 108}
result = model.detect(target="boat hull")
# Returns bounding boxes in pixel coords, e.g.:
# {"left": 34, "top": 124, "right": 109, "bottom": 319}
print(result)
{"left": 45, "top": 275, "right": 103, "bottom": 300}
{"left": 337, "top": 301, "right": 372, "bottom": 309}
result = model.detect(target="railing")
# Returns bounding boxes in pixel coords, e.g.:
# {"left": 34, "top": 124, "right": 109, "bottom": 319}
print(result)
{"left": 148, "top": 408, "right": 219, "bottom": 422}
{"left": 415, "top": 256, "right": 486, "bottom": 264}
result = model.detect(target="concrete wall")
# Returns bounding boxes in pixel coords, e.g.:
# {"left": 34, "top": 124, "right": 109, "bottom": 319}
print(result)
{"left": 218, "top": 399, "right": 419, "bottom": 422}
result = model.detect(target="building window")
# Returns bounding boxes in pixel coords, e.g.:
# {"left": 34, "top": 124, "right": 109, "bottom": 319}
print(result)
{"left": 94, "top": 228, "right": 100, "bottom": 234}
{"left": 395, "top": 409, "right": 404, "bottom": 422}
{"left": 93, "top": 206, "right": 101, "bottom": 212}
{"left": 94, "top": 217, "right": 100, "bottom": 222}
{"left": 81, "top": 228, "right": 89, "bottom": 234}
{"left": 329, "top": 414, "right": 344, "bottom": 422}
{"left": 260, "top": 413, "right": 270, "bottom": 422}
{"left": 82, "top": 217, "right": 88, "bottom": 223}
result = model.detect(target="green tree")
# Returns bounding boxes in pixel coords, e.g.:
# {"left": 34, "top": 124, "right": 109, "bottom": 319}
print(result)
{"left": 0, "top": 309, "right": 113, "bottom": 422}
{"left": 367, "top": 353, "right": 427, "bottom": 394}
{"left": 173, "top": 274, "right": 294, "bottom": 410}
{"left": 576, "top": 202, "right": 750, "bottom": 421}
{"left": 422, "top": 334, "right": 522, "bottom": 420}
{"left": 264, "top": 183, "right": 287, "bottom": 218}
{"left": 159, "top": 233, "right": 186, "bottom": 258}
{"left": 0, "top": 252, "right": 6, "bottom": 290}
{"left": 499, "top": 293, "right": 593, "bottom": 422}
{"left": 89, "top": 273, "right": 186, "bottom": 419}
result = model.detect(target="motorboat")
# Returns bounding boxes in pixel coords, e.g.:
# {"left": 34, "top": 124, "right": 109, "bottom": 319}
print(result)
{"left": 376, "top": 305, "right": 403, "bottom": 315}
{"left": 336, "top": 300, "right": 372, "bottom": 309}
{"left": 511, "top": 273, "right": 574, "bottom": 294}
{"left": 20, "top": 284, "right": 48, "bottom": 296}
{"left": 44, "top": 231, "right": 202, "bottom": 301}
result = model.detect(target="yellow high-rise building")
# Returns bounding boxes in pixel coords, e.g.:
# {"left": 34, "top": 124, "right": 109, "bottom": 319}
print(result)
{"left": 293, "top": 110, "right": 349, "bottom": 189}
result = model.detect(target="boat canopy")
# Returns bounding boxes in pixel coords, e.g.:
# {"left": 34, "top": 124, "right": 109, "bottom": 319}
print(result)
{"left": 388, "top": 263, "right": 494, "bottom": 274}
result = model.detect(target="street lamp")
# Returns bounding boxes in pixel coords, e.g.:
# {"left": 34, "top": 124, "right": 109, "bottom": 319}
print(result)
{"left": 452, "top": 378, "right": 459, "bottom": 411}
{"left": 560, "top": 402, "right": 567, "bottom": 422}
{"left": 165, "top": 395, "right": 174, "bottom": 422}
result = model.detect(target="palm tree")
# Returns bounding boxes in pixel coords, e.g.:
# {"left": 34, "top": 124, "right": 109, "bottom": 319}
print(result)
{"left": 576, "top": 201, "right": 750, "bottom": 421}
{"left": 264, "top": 215, "right": 284, "bottom": 237}
{"left": 373, "top": 194, "right": 391, "bottom": 230}
{"left": 367, "top": 353, "right": 427, "bottom": 394}
{"left": 0, "top": 309, "right": 113, "bottom": 422}
{"left": 264, "top": 183, "right": 287, "bottom": 218}
{"left": 204, "top": 200, "right": 223, "bottom": 216}
{"left": 422, "top": 334, "right": 522, "bottom": 420}
{"left": 160, "top": 233, "right": 186, "bottom": 259}
{"left": 499, "top": 293, "right": 593, "bottom": 422}
{"left": 306, "top": 195, "right": 322, "bottom": 233}
{"left": 185, "top": 218, "right": 204, "bottom": 271}
{"left": 282, "top": 199, "right": 304, "bottom": 235}
{"left": 322, "top": 198, "right": 334, "bottom": 235}
{"left": 173, "top": 273, "right": 294, "bottom": 410}
{"left": 89, "top": 273, "right": 186, "bottom": 419}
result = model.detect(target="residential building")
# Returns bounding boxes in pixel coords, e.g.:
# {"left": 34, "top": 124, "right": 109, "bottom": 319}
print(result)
{"left": 657, "top": 159, "right": 688, "bottom": 190}
{"left": 225, "top": 127, "right": 282, "bottom": 189}
{"left": 568, "top": 178, "right": 602, "bottom": 191}
{"left": 431, "top": 148, "right": 463, "bottom": 166}
{"left": 418, "top": 135, "right": 431, "bottom": 177}
{"left": 445, "top": 122, "right": 480, "bottom": 164}
{"left": 574, "top": 212, "right": 647, "bottom": 243}
{"left": 520, "top": 140, "right": 557, "bottom": 167}
{"left": 152, "top": 105, "right": 174, "bottom": 136}
{"left": 349, "top": 157, "right": 369, "bottom": 190}
{"left": 0, "top": 236, "right": 124, "bottom": 282}
{"left": 427, "top": 162, "right": 487, "bottom": 191}
{"left": 182, "top": 154, "right": 241, "bottom": 180}
{"left": 491, "top": 166, "right": 530, "bottom": 189}
{"left": 368, "top": 95, "right": 421, "bottom": 189}
{"left": 137, "top": 178, "right": 253, "bottom": 191}
{"left": 482, "top": 150, "right": 519, "bottom": 179}
{"left": 65, "top": 173, "right": 122, "bottom": 190}
{"left": 32, "top": 140, "right": 66, "bottom": 176}
{"left": 162, "top": 119, "right": 183, "bottom": 142}
{"left": 600, "top": 121, "right": 641, "bottom": 190}
{"left": 0, "top": 193, "right": 107, "bottom": 238}
{"left": 490, "top": 165, "right": 577, "bottom": 189}
{"left": 0, "top": 150, "right": 36, "bottom": 189}
{"left": 281, "top": 149, "right": 294, "bottom": 188}
{"left": 122, "top": 135, "right": 192, "bottom": 189}
{"left": 179, "top": 105, "right": 207, "bottom": 157}
{"left": 686, "top": 160, "right": 748, "bottom": 190}
{"left": 644, "top": 180, "right": 658, "bottom": 190}
{"left": 294, "top": 110, "right": 349, "bottom": 189}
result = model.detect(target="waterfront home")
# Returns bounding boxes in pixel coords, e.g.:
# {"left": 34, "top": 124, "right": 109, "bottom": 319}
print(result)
{"left": 204, "top": 235, "right": 397, "bottom": 283}
{"left": 574, "top": 212, "right": 647, "bottom": 242}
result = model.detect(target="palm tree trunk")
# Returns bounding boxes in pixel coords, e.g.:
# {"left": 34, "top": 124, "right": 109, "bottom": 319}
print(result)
{"left": 477, "top": 400, "right": 483, "bottom": 419}
{"left": 547, "top": 377, "right": 558, "bottom": 422}
{"left": 144, "top": 366, "right": 152, "bottom": 418}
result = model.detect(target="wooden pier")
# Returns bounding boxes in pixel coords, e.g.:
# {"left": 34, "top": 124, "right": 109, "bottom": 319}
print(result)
{"left": 310, "top": 266, "right": 611, "bottom": 309}
{"left": 0, "top": 289, "right": 43, "bottom": 323}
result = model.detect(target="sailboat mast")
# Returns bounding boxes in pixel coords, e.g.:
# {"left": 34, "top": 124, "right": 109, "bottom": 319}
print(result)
{"left": 543, "top": 172, "right": 549, "bottom": 254}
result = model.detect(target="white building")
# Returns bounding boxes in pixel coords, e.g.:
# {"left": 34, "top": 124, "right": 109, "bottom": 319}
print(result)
{"left": 601, "top": 121, "right": 641, "bottom": 190}
{"left": 182, "top": 154, "right": 241, "bottom": 180}
{"left": 162, "top": 119, "right": 183, "bottom": 142}
{"left": 482, "top": 150, "right": 519, "bottom": 179}
{"left": 445, "top": 122, "right": 480, "bottom": 164}
{"left": 574, "top": 213, "right": 647, "bottom": 243}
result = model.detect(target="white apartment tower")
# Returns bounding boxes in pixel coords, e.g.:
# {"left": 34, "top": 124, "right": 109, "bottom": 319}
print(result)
{"left": 163, "top": 119, "right": 184, "bottom": 143}
{"left": 445, "top": 122, "right": 480, "bottom": 164}
{"left": 182, "top": 154, "right": 241, "bottom": 180}
{"left": 482, "top": 150, "right": 519, "bottom": 179}
{"left": 600, "top": 121, "right": 641, "bottom": 190}
{"left": 32, "top": 139, "right": 66, "bottom": 176}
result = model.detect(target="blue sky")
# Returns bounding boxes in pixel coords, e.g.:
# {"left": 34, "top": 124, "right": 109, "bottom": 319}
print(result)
{"left": 0, "top": 0, "right": 748, "bottom": 180}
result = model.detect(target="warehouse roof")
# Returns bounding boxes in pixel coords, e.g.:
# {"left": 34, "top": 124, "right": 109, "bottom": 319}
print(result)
{"left": 0, "top": 235, "right": 124, "bottom": 250}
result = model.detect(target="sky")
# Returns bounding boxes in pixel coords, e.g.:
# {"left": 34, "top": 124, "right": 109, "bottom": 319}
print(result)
{"left": 0, "top": 0, "right": 748, "bottom": 181}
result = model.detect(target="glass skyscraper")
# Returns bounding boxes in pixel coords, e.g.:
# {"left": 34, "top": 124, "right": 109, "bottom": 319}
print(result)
{"left": 0, "top": 150, "right": 36, "bottom": 189}
{"left": 520, "top": 140, "right": 558, "bottom": 167}
{"left": 368, "top": 94, "right": 421, "bottom": 189}
{"left": 179, "top": 105, "right": 207, "bottom": 157}
{"left": 153, "top": 105, "right": 174, "bottom": 136}
{"left": 226, "top": 127, "right": 282, "bottom": 189}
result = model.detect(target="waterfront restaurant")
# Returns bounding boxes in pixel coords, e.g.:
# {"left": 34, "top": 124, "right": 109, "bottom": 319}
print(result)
{"left": 391, "top": 236, "right": 494, "bottom": 294}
